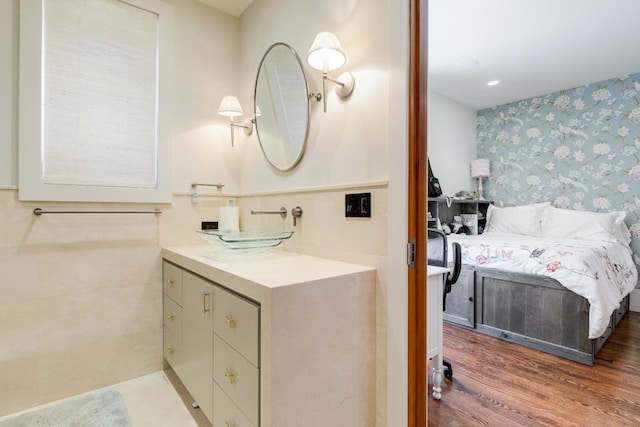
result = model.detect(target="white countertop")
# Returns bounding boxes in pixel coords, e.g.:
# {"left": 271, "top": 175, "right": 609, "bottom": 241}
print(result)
{"left": 162, "top": 245, "right": 376, "bottom": 302}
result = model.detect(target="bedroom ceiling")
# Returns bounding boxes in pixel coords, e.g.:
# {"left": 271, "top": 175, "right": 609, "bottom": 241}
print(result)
{"left": 195, "top": 0, "right": 253, "bottom": 17}
{"left": 428, "top": 0, "right": 640, "bottom": 110}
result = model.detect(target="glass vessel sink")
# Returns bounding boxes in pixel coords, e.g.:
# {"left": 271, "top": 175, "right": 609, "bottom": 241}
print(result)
{"left": 196, "top": 230, "right": 294, "bottom": 251}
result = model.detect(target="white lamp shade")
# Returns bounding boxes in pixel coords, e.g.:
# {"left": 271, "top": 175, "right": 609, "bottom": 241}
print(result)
{"left": 218, "top": 96, "right": 243, "bottom": 117}
{"left": 307, "top": 32, "right": 346, "bottom": 72}
{"left": 470, "top": 159, "right": 491, "bottom": 178}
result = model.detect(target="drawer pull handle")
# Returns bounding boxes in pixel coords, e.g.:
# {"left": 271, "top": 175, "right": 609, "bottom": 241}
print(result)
{"left": 167, "top": 279, "right": 175, "bottom": 286}
{"left": 168, "top": 346, "right": 175, "bottom": 354}
{"left": 225, "top": 368, "right": 236, "bottom": 385}
{"left": 225, "top": 314, "right": 236, "bottom": 328}
{"left": 167, "top": 312, "right": 176, "bottom": 320}
{"left": 202, "top": 292, "right": 211, "bottom": 314}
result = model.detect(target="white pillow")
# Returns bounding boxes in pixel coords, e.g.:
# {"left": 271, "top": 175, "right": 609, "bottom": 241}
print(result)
{"left": 615, "top": 220, "right": 633, "bottom": 245}
{"left": 541, "top": 206, "right": 629, "bottom": 244}
{"left": 484, "top": 202, "right": 549, "bottom": 236}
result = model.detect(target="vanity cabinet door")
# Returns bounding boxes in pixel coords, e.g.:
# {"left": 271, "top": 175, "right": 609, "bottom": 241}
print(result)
{"left": 213, "top": 286, "right": 260, "bottom": 367}
{"left": 163, "top": 295, "right": 182, "bottom": 337}
{"left": 163, "top": 262, "right": 184, "bottom": 371}
{"left": 213, "top": 383, "right": 255, "bottom": 427}
{"left": 163, "top": 326, "right": 181, "bottom": 368}
{"left": 213, "top": 286, "right": 260, "bottom": 426}
{"left": 180, "top": 271, "right": 214, "bottom": 424}
{"left": 214, "top": 335, "right": 260, "bottom": 426}
{"left": 163, "top": 295, "right": 183, "bottom": 369}
{"left": 163, "top": 261, "right": 183, "bottom": 305}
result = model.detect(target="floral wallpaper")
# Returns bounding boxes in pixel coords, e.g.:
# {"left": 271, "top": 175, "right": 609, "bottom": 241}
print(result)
{"left": 477, "top": 72, "right": 640, "bottom": 283}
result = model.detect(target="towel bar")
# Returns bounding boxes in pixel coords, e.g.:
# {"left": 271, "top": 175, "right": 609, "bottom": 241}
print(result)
{"left": 33, "top": 208, "right": 162, "bottom": 215}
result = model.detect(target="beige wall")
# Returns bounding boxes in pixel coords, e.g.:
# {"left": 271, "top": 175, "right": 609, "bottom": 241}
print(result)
{"left": 169, "top": 0, "right": 242, "bottom": 195}
{"left": 0, "top": 0, "right": 240, "bottom": 415}
{"left": 0, "top": 0, "right": 408, "bottom": 424}
{"left": 0, "top": 182, "right": 391, "bottom": 418}
{"left": 237, "top": 1, "right": 406, "bottom": 425}
{"left": 0, "top": 188, "right": 231, "bottom": 415}
{"left": 0, "top": 186, "right": 187, "bottom": 415}
{"left": 236, "top": 0, "right": 391, "bottom": 193}
{"left": 239, "top": 183, "right": 389, "bottom": 424}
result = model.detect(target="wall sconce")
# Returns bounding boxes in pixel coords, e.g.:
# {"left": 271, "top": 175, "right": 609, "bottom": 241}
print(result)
{"left": 470, "top": 159, "right": 491, "bottom": 200}
{"left": 218, "top": 95, "right": 253, "bottom": 147}
{"left": 307, "top": 32, "right": 355, "bottom": 113}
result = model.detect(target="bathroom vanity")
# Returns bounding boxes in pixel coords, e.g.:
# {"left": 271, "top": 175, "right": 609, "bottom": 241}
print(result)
{"left": 162, "top": 245, "right": 376, "bottom": 427}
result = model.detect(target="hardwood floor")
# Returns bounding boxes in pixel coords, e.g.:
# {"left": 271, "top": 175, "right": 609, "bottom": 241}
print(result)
{"left": 428, "top": 312, "right": 640, "bottom": 426}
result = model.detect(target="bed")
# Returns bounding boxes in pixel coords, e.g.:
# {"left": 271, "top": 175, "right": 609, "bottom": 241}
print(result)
{"left": 442, "top": 203, "right": 637, "bottom": 365}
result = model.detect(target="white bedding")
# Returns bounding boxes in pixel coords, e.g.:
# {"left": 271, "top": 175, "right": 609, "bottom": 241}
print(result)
{"left": 447, "top": 233, "right": 638, "bottom": 339}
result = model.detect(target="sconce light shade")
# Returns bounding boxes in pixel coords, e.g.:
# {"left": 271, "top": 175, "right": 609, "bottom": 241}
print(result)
{"left": 307, "top": 32, "right": 355, "bottom": 113}
{"left": 218, "top": 95, "right": 243, "bottom": 118}
{"left": 217, "top": 95, "right": 253, "bottom": 147}
{"left": 470, "top": 159, "right": 491, "bottom": 178}
{"left": 307, "top": 31, "right": 346, "bottom": 72}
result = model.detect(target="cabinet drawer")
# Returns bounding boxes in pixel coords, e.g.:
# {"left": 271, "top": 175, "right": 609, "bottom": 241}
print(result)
{"left": 213, "top": 286, "right": 260, "bottom": 367}
{"left": 163, "top": 295, "right": 182, "bottom": 338}
{"left": 615, "top": 296, "right": 629, "bottom": 326}
{"left": 163, "top": 326, "right": 180, "bottom": 368}
{"left": 213, "top": 383, "right": 255, "bottom": 427}
{"left": 213, "top": 335, "right": 259, "bottom": 426}
{"left": 443, "top": 267, "right": 475, "bottom": 328}
{"left": 163, "top": 261, "right": 183, "bottom": 305}
{"left": 595, "top": 317, "right": 615, "bottom": 353}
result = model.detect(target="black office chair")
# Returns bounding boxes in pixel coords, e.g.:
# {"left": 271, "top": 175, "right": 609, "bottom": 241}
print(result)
{"left": 427, "top": 228, "right": 461, "bottom": 379}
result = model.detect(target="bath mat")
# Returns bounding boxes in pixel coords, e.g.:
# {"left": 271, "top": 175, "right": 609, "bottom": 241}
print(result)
{"left": 0, "top": 389, "right": 132, "bottom": 427}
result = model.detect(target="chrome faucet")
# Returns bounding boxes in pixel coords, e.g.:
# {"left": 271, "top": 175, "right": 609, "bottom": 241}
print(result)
{"left": 291, "top": 206, "right": 303, "bottom": 226}
{"left": 250, "top": 207, "right": 287, "bottom": 218}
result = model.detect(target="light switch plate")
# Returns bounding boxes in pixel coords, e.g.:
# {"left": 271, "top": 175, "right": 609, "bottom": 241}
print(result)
{"left": 345, "top": 193, "right": 371, "bottom": 218}
{"left": 201, "top": 221, "right": 218, "bottom": 230}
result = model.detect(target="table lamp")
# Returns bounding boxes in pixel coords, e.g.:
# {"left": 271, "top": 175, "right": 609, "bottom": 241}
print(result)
{"left": 470, "top": 159, "right": 491, "bottom": 200}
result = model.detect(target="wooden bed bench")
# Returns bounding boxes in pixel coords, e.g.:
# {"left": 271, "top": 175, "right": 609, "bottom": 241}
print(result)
{"left": 443, "top": 266, "right": 630, "bottom": 365}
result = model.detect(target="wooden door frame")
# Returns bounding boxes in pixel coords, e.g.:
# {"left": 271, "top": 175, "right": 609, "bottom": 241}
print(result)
{"left": 408, "top": 0, "right": 428, "bottom": 425}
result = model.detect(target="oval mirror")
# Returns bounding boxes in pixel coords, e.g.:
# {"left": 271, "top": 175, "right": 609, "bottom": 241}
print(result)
{"left": 254, "top": 43, "right": 310, "bottom": 171}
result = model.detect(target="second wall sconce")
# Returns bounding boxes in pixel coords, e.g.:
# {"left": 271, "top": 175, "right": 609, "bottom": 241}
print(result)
{"left": 307, "top": 32, "right": 355, "bottom": 113}
{"left": 218, "top": 95, "right": 253, "bottom": 147}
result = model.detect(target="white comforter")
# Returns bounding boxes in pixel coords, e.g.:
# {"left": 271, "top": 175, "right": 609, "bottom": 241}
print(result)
{"left": 447, "top": 233, "right": 638, "bottom": 339}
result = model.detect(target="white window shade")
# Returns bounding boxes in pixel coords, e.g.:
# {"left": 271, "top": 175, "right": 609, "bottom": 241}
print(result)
{"left": 19, "top": 0, "right": 173, "bottom": 203}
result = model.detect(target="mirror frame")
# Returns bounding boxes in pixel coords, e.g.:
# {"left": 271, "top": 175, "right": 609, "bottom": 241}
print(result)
{"left": 253, "top": 42, "right": 310, "bottom": 172}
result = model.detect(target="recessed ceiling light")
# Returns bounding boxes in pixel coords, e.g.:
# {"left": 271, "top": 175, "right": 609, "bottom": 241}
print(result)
{"left": 487, "top": 80, "right": 500, "bottom": 86}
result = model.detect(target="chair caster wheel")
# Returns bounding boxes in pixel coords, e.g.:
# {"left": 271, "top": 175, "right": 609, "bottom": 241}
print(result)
{"left": 443, "top": 359, "right": 453, "bottom": 379}
{"left": 444, "top": 368, "right": 453, "bottom": 379}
